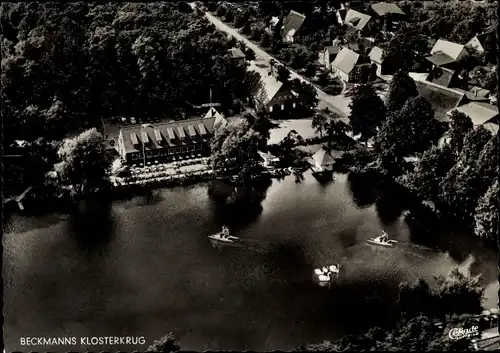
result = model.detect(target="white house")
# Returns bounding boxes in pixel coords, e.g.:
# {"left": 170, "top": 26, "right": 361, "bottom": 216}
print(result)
{"left": 426, "top": 39, "right": 468, "bottom": 67}
{"left": 368, "top": 46, "right": 385, "bottom": 76}
{"left": 311, "top": 148, "right": 336, "bottom": 172}
{"left": 331, "top": 47, "right": 360, "bottom": 82}
{"left": 281, "top": 10, "right": 306, "bottom": 43}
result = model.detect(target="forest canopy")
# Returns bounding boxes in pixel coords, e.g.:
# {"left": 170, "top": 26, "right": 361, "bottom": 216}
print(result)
{"left": 1, "top": 2, "right": 254, "bottom": 145}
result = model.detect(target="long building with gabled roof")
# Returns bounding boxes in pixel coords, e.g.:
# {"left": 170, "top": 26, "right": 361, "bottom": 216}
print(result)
{"left": 117, "top": 109, "right": 227, "bottom": 164}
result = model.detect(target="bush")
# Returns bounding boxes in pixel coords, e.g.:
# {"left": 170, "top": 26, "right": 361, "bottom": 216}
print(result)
{"left": 225, "top": 10, "right": 234, "bottom": 23}
{"left": 233, "top": 14, "right": 246, "bottom": 28}
{"left": 251, "top": 26, "right": 263, "bottom": 41}
{"left": 245, "top": 48, "right": 256, "bottom": 61}
{"left": 207, "top": 2, "right": 217, "bottom": 12}
{"left": 216, "top": 5, "right": 226, "bottom": 17}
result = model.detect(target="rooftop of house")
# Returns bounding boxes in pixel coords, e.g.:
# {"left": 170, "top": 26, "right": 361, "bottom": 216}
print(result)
{"left": 447, "top": 102, "right": 499, "bottom": 126}
{"left": 282, "top": 10, "right": 306, "bottom": 38}
{"left": 371, "top": 2, "right": 406, "bottom": 16}
{"left": 269, "top": 16, "right": 280, "bottom": 27}
{"left": 331, "top": 47, "right": 360, "bottom": 75}
{"left": 456, "top": 86, "right": 492, "bottom": 101}
{"left": 415, "top": 80, "right": 466, "bottom": 121}
{"left": 312, "top": 148, "right": 336, "bottom": 166}
{"left": 466, "top": 30, "right": 496, "bottom": 52}
{"left": 325, "top": 45, "right": 341, "bottom": 55}
{"left": 425, "top": 51, "right": 456, "bottom": 67}
{"left": 118, "top": 113, "right": 226, "bottom": 154}
{"left": 426, "top": 66, "right": 455, "bottom": 88}
{"left": 368, "top": 46, "right": 384, "bottom": 64}
{"left": 228, "top": 47, "right": 245, "bottom": 59}
{"left": 430, "top": 39, "right": 467, "bottom": 61}
{"left": 344, "top": 9, "right": 371, "bottom": 31}
{"left": 337, "top": 8, "right": 347, "bottom": 20}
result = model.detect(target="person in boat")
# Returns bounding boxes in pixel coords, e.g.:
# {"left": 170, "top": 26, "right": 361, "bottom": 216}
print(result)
{"left": 380, "top": 233, "right": 389, "bottom": 243}
{"left": 221, "top": 225, "right": 229, "bottom": 238}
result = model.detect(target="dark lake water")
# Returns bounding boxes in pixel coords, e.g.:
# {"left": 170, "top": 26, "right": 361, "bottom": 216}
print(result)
{"left": 3, "top": 171, "right": 498, "bottom": 352}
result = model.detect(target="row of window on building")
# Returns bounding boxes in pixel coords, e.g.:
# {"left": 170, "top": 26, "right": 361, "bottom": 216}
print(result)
{"left": 269, "top": 102, "right": 297, "bottom": 112}
{"left": 130, "top": 144, "right": 206, "bottom": 160}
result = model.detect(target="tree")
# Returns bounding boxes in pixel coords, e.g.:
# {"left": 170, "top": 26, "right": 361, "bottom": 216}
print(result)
{"left": 276, "top": 65, "right": 291, "bottom": 82}
{"left": 437, "top": 127, "right": 493, "bottom": 224}
{"left": 304, "top": 63, "right": 316, "bottom": 78}
{"left": 380, "top": 25, "right": 429, "bottom": 72}
{"left": 311, "top": 112, "right": 328, "bottom": 138}
{"left": 250, "top": 26, "right": 263, "bottom": 41}
{"left": 210, "top": 119, "right": 267, "bottom": 183}
{"left": 56, "top": 128, "right": 111, "bottom": 197}
{"left": 241, "top": 21, "right": 252, "bottom": 35}
{"left": 474, "top": 180, "right": 499, "bottom": 243}
{"left": 245, "top": 47, "right": 256, "bottom": 61}
{"left": 375, "top": 96, "right": 445, "bottom": 157}
{"left": 474, "top": 135, "right": 499, "bottom": 192}
{"left": 146, "top": 333, "right": 180, "bottom": 353}
{"left": 317, "top": 71, "right": 330, "bottom": 87}
{"left": 402, "top": 145, "right": 456, "bottom": 202}
{"left": 385, "top": 71, "right": 418, "bottom": 111}
{"left": 326, "top": 118, "right": 349, "bottom": 138}
{"left": 348, "top": 84, "right": 387, "bottom": 145}
{"left": 448, "top": 110, "right": 474, "bottom": 152}
{"left": 260, "top": 31, "right": 271, "bottom": 48}
{"left": 215, "top": 5, "right": 226, "bottom": 17}
{"left": 300, "top": 315, "right": 474, "bottom": 351}
{"left": 292, "top": 81, "right": 319, "bottom": 112}
{"left": 233, "top": 13, "right": 246, "bottom": 28}
{"left": 224, "top": 9, "right": 234, "bottom": 23}
{"left": 456, "top": 126, "right": 493, "bottom": 167}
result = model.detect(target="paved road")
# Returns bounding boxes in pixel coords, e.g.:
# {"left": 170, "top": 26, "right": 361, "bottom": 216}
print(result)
{"left": 201, "top": 10, "right": 351, "bottom": 118}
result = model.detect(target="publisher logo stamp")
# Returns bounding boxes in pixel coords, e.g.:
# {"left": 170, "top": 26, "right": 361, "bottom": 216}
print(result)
{"left": 448, "top": 326, "right": 479, "bottom": 340}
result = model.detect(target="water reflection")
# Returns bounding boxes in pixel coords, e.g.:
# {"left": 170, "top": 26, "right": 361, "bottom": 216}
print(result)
{"left": 347, "top": 172, "right": 380, "bottom": 209}
{"left": 3, "top": 171, "right": 498, "bottom": 352}
{"left": 66, "top": 197, "right": 116, "bottom": 255}
{"left": 208, "top": 179, "right": 272, "bottom": 229}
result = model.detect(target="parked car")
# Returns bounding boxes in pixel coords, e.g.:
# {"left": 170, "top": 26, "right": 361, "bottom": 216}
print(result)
{"left": 120, "top": 117, "right": 128, "bottom": 125}
{"left": 130, "top": 117, "right": 137, "bottom": 124}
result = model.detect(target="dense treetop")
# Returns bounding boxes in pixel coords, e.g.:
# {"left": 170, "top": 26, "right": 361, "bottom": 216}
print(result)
{"left": 1, "top": 2, "right": 254, "bottom": 145}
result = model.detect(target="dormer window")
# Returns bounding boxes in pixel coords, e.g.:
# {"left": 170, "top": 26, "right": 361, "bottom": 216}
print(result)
{"left": 141, "top": 130, "right": 149, "bottom": 144}
{"left": 177, "top": 127, "right": 186, "bottom": 140}
{"left": 130, "top": 133, "right": 139, "bottom": 146}
{"left": 154, "top": 129, "right": 162, "bottom": 144}
{"left": 167, "top": 128, "right": 175, "bottom": 140}
{"left": 187, "top": 125, "right": 196, "bottom": 138}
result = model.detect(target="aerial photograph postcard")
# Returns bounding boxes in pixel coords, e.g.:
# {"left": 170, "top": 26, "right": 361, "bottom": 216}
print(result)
{"left": 2, "top": 0, "right": 499, "bottom": 352}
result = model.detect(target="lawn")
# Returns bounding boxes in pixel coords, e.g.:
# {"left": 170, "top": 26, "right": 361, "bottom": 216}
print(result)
{"left": 268, "top": 118, "right": 316, "bottom": 145}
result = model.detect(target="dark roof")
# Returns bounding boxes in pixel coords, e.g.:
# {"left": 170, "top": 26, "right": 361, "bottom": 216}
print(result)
{"left": 228, "top": 48, "right": 245, "bottom": 59}
{"left": 282, "top": 10, "right": 306, "bottom": 38}
{"left": 337, "top": 8, "right": 347, "bottom": 20}
{"left": 325, "top": 45, "right": 341, "bottom": 55}
{"left": 466, "top": 30, "right": 496, "bottom": 53}
{"left": 427, "top": 67, "right": 455, "bottom": 88}
{"left": 415, "top": 80, "right": 465, "bottom": 121}
{"left": 346, "top": 42, "right": 360, "bottom": 52}
{"left": 425, "top": 52, "right": 456, "bottom": 67}
{"left": 371, "top": 2, "right": 406, "bottom": 16}
{"left": 119, "top": 117, "right": 218, "bottom": 154}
